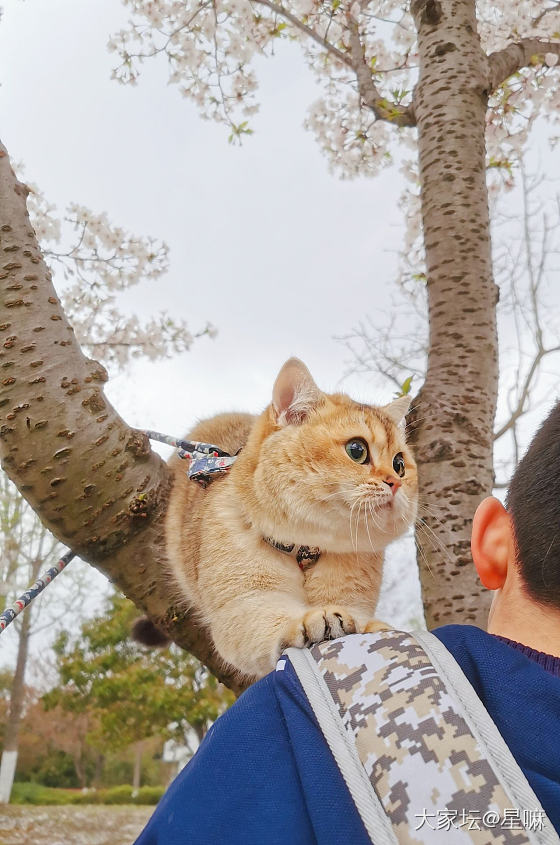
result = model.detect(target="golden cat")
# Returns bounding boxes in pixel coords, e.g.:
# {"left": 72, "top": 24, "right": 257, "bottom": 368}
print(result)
{"left": 165, "top": 358, "right": 417, "bottom": 679}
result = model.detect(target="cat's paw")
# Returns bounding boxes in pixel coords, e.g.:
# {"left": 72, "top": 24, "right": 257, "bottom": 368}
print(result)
{"left": 363, "top": 618, "right": 392, "bottom": 633}
{"left": 280, "top": 606, "right": 358, "bottom": 653}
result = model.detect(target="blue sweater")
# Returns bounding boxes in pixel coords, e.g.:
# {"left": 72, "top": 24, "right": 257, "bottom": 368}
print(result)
{"left": 136, "top": 626, "right": 560, "bottom": 844}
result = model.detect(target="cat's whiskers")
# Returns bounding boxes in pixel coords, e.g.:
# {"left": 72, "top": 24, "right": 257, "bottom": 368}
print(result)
{"left": 351, "top": 499, "right": 364, "bottom": 562}
{"left": 348, "top": 498, "right": 360, "bottom": 556}
{"left": 364, "top": 502, "right": 377, "bottom": 553}
{"left": 414, "top": 505, "right": 458, "bottom": 549}
{"left": 414, "top": 498, "right": 450, "bottom": 516}
{"left": 396, "top": 489, "right": 416, "bottom": 526}
{"left": 414, "top": 533, "right": 436, "bottom": 580}
{"left": 389, "top": 490, "right": 452, "bottom": 578}
{"left": 321, "top": 485, "right": 356, "bottom": 504}
{"left": 415, "top": 517, "right": 456, "bottom": 568}
{"left": 369, "top": 499, "right": 387, "bottom": 532}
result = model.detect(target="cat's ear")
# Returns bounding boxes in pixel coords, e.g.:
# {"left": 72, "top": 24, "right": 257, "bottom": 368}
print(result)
{"left": 272, "top": 358, "right": 323, "bottom": 425}
{"left": 382, "top": 395, "right": 411, "bottom": 428}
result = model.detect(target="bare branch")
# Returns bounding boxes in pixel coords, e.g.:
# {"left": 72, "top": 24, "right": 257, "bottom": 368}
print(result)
{"left": 488, "top": 39, "right": 560, "bottom": 92}
{"left": 251, "top": 0, "right": 353, "bottom": 68}
{"left": 533, "top": 3, "right": 560, "bottom": 28}
{"left": 493, "top": 345, "right": 560, "bottom": 441}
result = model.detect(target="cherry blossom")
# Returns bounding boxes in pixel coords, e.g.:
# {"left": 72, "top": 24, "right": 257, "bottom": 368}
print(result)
{"left": 109, "top": 1, "right": 559, "bottom": 178}
{"left": 25, "top": 178, "right": 214, "bottom": 370}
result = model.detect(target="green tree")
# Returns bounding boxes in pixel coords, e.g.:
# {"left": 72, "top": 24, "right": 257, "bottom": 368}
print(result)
{"left": 45, "top": 593, "right": 234, "bottom": 788}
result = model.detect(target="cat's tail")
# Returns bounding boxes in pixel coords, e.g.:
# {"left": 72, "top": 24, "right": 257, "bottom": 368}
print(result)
{"left": 131, "top": 615, "right": 171, "bottom": 647}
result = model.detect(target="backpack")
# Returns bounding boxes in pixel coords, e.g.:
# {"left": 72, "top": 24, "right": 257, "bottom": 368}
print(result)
{"left": 285, "top": 630, "right": 559, "bottom": 845}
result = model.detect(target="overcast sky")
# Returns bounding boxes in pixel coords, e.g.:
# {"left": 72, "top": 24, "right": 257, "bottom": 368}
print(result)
{"left": 0, "top": 0, "right": 424, "bottom": 669}
{"left": 1, "top": 0, "right": 408, "bottom": 429}
{"left": 1, "top": 0, "right": 559, "bottom": 670}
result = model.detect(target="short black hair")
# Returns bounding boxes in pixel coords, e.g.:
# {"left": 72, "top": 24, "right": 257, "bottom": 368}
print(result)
{"left": 506, "top": 401, "right": 560, "bottom": 608}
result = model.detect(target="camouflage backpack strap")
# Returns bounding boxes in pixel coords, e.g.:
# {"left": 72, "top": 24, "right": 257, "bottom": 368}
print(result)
{"left": 285, "top": 631, "right": 559, "bottom": 845}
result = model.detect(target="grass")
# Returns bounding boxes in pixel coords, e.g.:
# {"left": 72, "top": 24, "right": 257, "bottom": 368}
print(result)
{"left": 11, "top": 782, "right": 164, "bottom": 805}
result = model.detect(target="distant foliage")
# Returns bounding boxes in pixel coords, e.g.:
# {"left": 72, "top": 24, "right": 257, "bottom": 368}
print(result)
{"left": 10, "top": 782, "right": 165, "bottom": 805}
{"left": 44, "top": 592, "right": 234, "bottom": 752}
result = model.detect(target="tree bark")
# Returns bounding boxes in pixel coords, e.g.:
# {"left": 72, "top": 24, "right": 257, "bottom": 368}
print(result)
{"left": 132, "top": 740, "right": 143, "bottom": 791}
{"left": 73, "top": 748, "right": 87, "bottom": 790}
{"left": 0, "top": 141, "right": 249, "bottom": 695}
{"left": 93, "top": 751, "right": 104, "bottom": 789}
{"left": 410, "top": 0, "right": 497, "bottom": 627}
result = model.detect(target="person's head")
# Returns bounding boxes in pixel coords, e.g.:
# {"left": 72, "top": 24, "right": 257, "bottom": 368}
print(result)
{"left": 471, "top": 401, "right": 560, "bottom": 638}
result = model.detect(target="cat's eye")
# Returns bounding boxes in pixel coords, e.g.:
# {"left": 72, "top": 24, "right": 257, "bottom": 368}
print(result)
{"left": 345, "top": 439, "right": 369, "bottom": 464}
{"left": 393, "top": 452, "right": 405, "bottom": 477}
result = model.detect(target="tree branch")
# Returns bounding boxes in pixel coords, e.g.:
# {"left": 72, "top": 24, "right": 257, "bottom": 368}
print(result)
{"left": 251, "top": 0, "right": 415, "bottom": 127}
{"left": 488, "top": 39, "right": 560, "bottom": 92}
{"left": 0, "top": 140, "right": 250, "bottom": 696}
{"left": 346, "top": 12, "right": 416, "bottom": 127}
{"left": 493, "top": 345, "right": 560, "bottom": 441}
{"left": 533, "top": 3, "right": 560, "bottom": 28}
{"left": 252, "top": 0, "right": 353, "bottom": 67}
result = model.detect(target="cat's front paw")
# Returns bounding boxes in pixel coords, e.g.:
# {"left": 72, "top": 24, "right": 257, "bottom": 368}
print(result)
{"left": 280, "top": 606, "right": 358, "bottom": 653}
{"left": 363, "top": 618, "right": 391, "bottom": 633}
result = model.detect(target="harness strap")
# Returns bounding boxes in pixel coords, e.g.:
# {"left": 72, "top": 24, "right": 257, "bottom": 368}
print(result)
{"left": 144, "top": 429, "right": 237, "bottom": 488}
{"left": 286, "top": 631, "right": 559, "bottom": 845}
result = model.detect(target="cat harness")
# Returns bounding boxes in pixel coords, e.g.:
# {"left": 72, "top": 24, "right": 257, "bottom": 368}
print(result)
{"left": 0, "top": 429, "right": 237, "bottom": 636}
{"left": 148, "top": 429, "right": 323, "bottom": 571}
{"left": 144, "top": 429, "right": 237, "bottom": 488}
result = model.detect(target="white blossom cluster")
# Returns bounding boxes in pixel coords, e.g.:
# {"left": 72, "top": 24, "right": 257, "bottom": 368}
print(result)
{"left": 27, "top": 182, "right": 215, "bottom": 370}
{"left": 482, "top": 3, "right": 560, "bottom": 177}
{"left": 110, "top": 1, "right": 558, "bottom": 178}
{"left": 109, "top": 0, "right": 417, "bottom": 171}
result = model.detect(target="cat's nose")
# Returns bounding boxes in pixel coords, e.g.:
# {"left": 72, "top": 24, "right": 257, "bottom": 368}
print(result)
{"left": 383, "top": 475, "right": 402, "bottom": 495}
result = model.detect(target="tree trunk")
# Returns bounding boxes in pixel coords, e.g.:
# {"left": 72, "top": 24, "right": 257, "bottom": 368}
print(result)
{"left": 0, "top": 559, "right": 38, "bottom": 802}
{"left": 73, "top": 749, "right": 87, "bottom": 789}
{"left": 410, "top": 0, "right": 497, "bottom": 627}
{"left": 132, "top": 741, "right": 143, "bottom": 791}
{"left": 93, "top": 751, "right": 104, "bottom": 789}
{"left": 0, "top": 141, "right": 248, "bottom": 694}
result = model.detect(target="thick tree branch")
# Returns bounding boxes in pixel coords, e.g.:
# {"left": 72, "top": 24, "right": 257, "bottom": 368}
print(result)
{"left": 0, "top": 140, "right": 250, "bottom": 696}
{"left": 488, "top": 39, "right": 560, "bottom": 92}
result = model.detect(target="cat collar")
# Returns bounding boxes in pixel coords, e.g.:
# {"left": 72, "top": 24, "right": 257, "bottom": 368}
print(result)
{"left": 144, "top": 430, "right": 237, "bottom": 488}
{"left": 263, "top": 536, "right": 321, "bottom": 572}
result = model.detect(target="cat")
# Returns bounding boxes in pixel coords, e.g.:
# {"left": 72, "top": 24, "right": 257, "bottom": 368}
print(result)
{"left": 164, "top": 358, "right": 418, "bottom": 679}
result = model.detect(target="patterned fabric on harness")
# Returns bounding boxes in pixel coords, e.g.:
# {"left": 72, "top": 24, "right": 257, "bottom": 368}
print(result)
{"left": 286, "top": 630, "right": 559, "bottom": 845}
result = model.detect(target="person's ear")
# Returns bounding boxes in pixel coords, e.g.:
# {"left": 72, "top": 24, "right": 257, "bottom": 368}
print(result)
{"left": 471, "top": 497, "right": 514, "bottom": 590}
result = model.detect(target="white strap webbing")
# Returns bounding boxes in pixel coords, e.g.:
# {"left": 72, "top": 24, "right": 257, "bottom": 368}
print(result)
{"left": 287, "top": 634, "right": 559, "bottom": 845}
{"left": 412, "top": 631, "right": 559, "bottom": 845}
{"left": 286, "top": 646, "right": 398, "bottom": 845}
